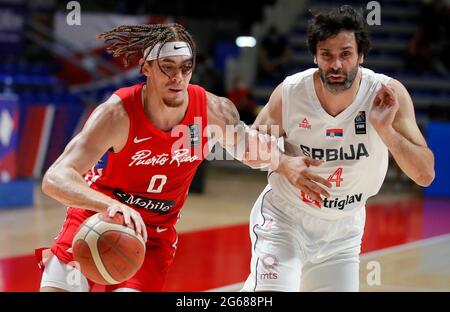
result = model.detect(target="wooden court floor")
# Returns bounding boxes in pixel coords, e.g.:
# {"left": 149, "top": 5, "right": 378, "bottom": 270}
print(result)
{"left": 0, "top": 165, "right": 449, "bottom": 291}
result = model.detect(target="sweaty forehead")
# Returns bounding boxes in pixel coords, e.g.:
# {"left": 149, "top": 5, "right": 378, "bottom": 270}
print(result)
{"left": 317, "top": 31, "right": 357, "bottom": 51}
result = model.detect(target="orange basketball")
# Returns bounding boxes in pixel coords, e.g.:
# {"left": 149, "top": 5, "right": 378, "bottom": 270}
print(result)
{"left": 72, "top": 211, "right": 146, "bottom": 285}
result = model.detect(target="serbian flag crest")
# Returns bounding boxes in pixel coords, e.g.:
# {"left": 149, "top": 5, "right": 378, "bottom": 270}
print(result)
{"left": 326, "top": 128, "right": 343, "bottom": 138}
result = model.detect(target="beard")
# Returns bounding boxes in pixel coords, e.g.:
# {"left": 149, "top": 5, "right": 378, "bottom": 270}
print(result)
{"left": 319, "top": 65, "right": 359, "bottom": 93}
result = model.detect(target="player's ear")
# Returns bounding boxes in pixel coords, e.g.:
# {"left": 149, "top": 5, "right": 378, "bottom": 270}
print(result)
{"left": 358, "top": 53, "right": 364, "bottom": 65}
{"left": 313, "top": 56, "right": 317, "bottom": 65}
{"left": 140, "top": 58, "right": 151, "bottom": 76}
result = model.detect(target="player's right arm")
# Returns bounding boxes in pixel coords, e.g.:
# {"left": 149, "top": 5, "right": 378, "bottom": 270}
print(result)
{"left": 41, "top": 95, "right": 147, "bottom": 241}
{"left": 253, "top": 83, "right": 332, "bottom": 203}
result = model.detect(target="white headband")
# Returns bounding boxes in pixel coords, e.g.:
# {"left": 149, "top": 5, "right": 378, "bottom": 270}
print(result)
{"left": 143, "top": 41, "right": 192, "bottom": 61}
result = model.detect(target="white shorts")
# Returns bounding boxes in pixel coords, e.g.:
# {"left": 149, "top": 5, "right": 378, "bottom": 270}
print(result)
{"left": 40, "top": 254, "right": 90, "bottom": 292}
{"left": 40, "top": 254, "right": 140, "bottom": 292}
{"left": 241, "top": 185, "right": 365, "bottom": 292}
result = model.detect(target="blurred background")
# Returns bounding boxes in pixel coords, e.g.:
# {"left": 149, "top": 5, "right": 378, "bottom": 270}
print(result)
{"left": 0, "top": 0, "right": 449, "bottom": 292}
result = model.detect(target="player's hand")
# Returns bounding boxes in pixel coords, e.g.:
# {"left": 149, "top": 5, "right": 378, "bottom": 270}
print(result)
{"left": 369, "top": 83, "right": 399, "bottom": 134}
{"left": 107, "top": 204, "right": 148, "bottom": 242}
{"left": 277, "top": 155, "right": 332, "bottom": 203}
{"left": 243, "top": 129, "right": 279, "bottom": 169}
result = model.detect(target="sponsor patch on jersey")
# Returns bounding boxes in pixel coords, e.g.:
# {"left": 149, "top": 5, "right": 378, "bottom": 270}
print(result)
{"left": 299, "top": 117, "right": 312, "bottom": 129}
{"left": 355, "top": 111, "right": 366, "bottom": 135}
{"left": 326, "top": 128, "right": 343, "bottom": 138}
{"left": 113, "top": 190, "right": 175, "bottom": 214}
{"left": 323, "top": 193, "right": 363, "bottom": 210}
{"left": 301, "top": 191, "right": 363, "bottom": 210}
{"left": 301, "top": 191, "right": 321, "bottom": 208}
{"left": 189, "top": 124, "right": 200, "bottom": 146}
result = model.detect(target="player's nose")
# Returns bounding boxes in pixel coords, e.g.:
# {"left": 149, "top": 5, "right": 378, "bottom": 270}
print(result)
{"left": 171, "top": 69, "right": 184, "bottom": 83}
{"left": 330, "top": 59, "right": 342, "bottom": 71}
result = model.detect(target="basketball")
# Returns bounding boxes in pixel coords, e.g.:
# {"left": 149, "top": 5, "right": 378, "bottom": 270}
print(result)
{"left": 72, "top": 211, "right": 146, "bottom": 285}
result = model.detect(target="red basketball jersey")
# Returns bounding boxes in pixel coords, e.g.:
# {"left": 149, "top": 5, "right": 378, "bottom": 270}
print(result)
{"left": 81, "top": 82, "right": 209, "bottom": 226}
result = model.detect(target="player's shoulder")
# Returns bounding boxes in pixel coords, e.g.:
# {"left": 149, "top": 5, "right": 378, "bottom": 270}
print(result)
{"left": 188, "top": 83, "right": 206, "bottom": 93}
{"left": 94, "top": 94, "right": 129, "bottom": 124}
{"left": 283, "top": 68, "right": 316, "bottom": 86}
{"left": 77, "top": 93, "right": 129, "bottom": 150}
{"left": 114, "top": 83, "right": 141, "bottom": 101}
{"left": 361, "top": 67, "right": 392, "bottom": 86}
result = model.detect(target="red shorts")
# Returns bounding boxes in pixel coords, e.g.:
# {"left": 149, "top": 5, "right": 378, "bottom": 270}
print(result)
{"left": 37, "top": 207, "right": 177, "bottom": 292}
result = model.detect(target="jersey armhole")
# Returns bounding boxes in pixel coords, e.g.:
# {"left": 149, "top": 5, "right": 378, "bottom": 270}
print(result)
{"left": 281, "top": 81, "right": 289, "bottom": 136}
{"left": 200, "top": 87, "right": 212, "bottom": 155}
{"left": 376, "top": 73, "right": 392, "bottom": 87}
{"left": 190, "top": 84, "right": 211, "bottom": 156}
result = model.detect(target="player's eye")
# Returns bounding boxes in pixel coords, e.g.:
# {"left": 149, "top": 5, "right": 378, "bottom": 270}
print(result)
{"left": 182, "top": 64, "right": 193, "bottom": 74}
{"left": 342, "top": 51, "right": 351, "bottom": 57}
{"left": 162, "top": 65, "right": 173, "bottom": 72}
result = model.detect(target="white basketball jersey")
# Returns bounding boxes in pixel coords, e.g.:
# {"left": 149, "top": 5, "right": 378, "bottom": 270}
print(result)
{"left": 268, "top": 67, "right": 391, "bottom": 217}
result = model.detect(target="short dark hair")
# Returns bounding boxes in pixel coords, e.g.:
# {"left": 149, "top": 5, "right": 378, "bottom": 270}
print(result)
{"left": 306, "top": 5, "right": 371, "bottom": 57}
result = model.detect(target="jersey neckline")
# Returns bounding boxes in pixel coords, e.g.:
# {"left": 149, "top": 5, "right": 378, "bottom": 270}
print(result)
{"left": 136, "top": 82, "right": 193, "bottom": 139}
{"left": 307, "top": 67, "right": 368, "bottom": 125}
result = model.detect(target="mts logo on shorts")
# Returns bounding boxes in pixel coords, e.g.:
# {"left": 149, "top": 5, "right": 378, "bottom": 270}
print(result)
{"left": 260, "top": 272, "right": 278, "bottom": 280}
{"left": 259, "top": 254, "right": 279, "bottom": 280}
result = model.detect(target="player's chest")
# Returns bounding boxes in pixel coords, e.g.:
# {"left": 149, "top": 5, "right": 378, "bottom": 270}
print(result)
{"left": 286, "top": 111, "right": 372, "bottom": 162}
{"left": 128, "top": 121, "right": 205, "bottom": 164}
{"left": 127, "top": 147, "right": 202, "bottom": 169}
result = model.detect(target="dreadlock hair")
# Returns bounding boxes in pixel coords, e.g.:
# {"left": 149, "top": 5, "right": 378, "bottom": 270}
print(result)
{"left": 97, "top": 23, "right": 197, "bottom": 76}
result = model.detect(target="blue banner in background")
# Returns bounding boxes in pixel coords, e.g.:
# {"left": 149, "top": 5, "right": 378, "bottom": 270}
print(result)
{"left": 0, "top": 0, "right": 26, "bottom": 56}
{"left": 425, "top": 122, "right": 450, "bottom": 197}
{"left": 0, "top": 95, "right": 34, "bottom": 208}
{"left": 0, "top": 96, "right": 19, "bottom": 182}
{"left": 43, "top": 104, "right": 84, "bottom": 175}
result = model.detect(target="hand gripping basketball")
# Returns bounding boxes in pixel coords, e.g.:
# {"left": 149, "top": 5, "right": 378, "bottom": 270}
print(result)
{"left": 107, "top": 204, "right": 148, "bottom": 242}
{"left": 72, "top": 209, "right": 147, "bottom": 285}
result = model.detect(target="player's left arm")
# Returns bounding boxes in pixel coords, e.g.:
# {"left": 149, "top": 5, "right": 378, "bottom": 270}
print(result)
{"left": 369, "top": 79, "right": 435, "bottom": 187}
{"left": 206, "top": 91, "right": 280, "bottom": 170}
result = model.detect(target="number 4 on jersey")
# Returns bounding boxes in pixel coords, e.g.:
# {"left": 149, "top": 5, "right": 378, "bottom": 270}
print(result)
{"left": 328, "top": 167, "right": 343, "bottom": 187}
{"left": 301, "top": 167, "right": 343, "bottom": 208}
